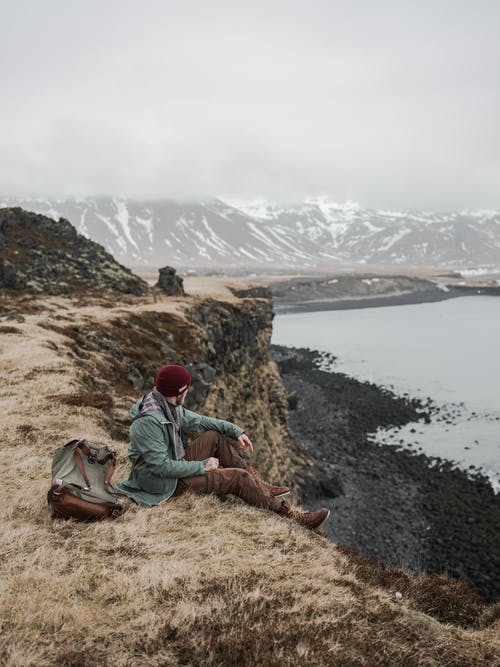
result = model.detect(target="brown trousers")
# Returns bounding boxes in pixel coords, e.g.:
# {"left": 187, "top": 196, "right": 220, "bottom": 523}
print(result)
{"left": 171, "top": 430, "right": 275, "bottom": 510}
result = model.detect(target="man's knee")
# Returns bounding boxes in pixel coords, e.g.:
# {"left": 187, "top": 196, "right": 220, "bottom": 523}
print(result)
{"left": 212, "top": 468, "right": 251, "bottom": 495}
{"left": 204, "top": 430, "right": 222, "bottom": 443}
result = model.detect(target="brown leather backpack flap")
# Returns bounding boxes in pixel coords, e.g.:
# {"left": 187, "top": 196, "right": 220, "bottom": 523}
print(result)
{"left": 47, "top": 484, "right": 127, "bottom": 521}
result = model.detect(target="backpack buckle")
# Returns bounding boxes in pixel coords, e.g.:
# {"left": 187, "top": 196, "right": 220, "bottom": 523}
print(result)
{"left": 88, "top": 449, "right": 97, "bottom": 464}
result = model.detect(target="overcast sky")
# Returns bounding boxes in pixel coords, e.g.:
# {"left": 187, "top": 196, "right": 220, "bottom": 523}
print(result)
{"left": 1, "top": 0, "right": 499, "bottom": 209}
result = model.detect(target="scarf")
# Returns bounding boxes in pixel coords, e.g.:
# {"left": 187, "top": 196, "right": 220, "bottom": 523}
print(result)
{"left": 149, "top": 389, "right": 186, "bottom": 460}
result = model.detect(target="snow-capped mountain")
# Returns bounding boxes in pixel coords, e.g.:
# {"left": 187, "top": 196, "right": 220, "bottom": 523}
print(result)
{"left": 1, "top": 195, "right": 499, "bottom": 270}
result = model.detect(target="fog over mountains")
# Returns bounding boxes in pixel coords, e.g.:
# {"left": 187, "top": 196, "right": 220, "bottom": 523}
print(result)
{"left": 1, "top": 196, "right": 499, "bottom": 270}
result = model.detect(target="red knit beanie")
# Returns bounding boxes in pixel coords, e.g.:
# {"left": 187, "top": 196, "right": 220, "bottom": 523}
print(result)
{"left": 155, "top": 364, "right": 191, "bottom": 397}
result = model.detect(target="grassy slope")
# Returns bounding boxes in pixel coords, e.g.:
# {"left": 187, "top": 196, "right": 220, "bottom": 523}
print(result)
{"left": 0, "top": 290, "right": 499, "bottom": 667}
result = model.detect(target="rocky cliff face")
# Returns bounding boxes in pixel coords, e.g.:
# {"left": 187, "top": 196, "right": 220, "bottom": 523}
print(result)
{"left": 188, "top": 296, "right": 308, "bottom": 483}
{"left": 38, "top": 290, "right": 306, "bottom": 489}
{"left": 0, "top": 207, "right": 147, "bottom": 295}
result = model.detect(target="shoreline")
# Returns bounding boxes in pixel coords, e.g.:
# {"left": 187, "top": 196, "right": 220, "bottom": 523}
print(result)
{"left": 274, "top": 289, "right": 482, "bottom": 314}
{"left": 272, "top": 345, "right": 500, "bottom": 602}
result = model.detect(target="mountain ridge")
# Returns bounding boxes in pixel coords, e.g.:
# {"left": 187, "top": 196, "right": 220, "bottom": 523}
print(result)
{"left": 1, "top": 195, "right": 499, "bottom": 270}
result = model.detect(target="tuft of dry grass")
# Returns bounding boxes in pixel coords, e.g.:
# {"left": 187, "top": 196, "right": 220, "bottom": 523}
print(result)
{"left": 0, "top": 291, "right": 499, "bottom": 667}
{"left": 51, "top": 390, "right": 114, "bottom": 410}
{"left": 0, "top": 325, "right": 23, "bottom": 335}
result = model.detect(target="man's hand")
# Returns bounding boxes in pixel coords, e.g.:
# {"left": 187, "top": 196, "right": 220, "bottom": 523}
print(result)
{"left": 203, "top": 457, "right": 219, "bottom": 471}
{"left": 237, "top": 434, "right": 254, "bottom": 452}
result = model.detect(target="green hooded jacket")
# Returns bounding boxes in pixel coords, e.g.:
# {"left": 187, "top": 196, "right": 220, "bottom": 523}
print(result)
{"left": 115, "top": 396, "right": 244, "bottom": 507}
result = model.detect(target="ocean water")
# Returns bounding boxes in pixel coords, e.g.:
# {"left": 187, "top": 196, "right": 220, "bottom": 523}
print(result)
{"left": 272, "top": 296, "right": 500, "bottom": 489}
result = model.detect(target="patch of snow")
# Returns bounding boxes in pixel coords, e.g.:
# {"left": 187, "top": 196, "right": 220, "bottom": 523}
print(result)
{"left": 376, "top": 209, "right": 409, "bottom": 218}
{"left": 46, "top": 208, "right": 62, "bottom": 221}
{"left": 221, "top": 198, "right": 277, "bottom": 220}
{"left": 79, "top": 210, "right": 90, "bottom": 238}
{"left": 248, "top": 222, "right": 283, "bottom": 255}
{"left": 96, "top": 213, "right": 119, "bottom": 236}
{"left": 114, "top": 198, "right": 138, "bottom": 250}
{"left": 363, "top": 220, "right": 382, "bottom": 233}
{"left": 191, "top": 240, "right": 211, "bottom": 259}
{"left": 238, "top": 246, "right": 260, "bottom": 260}
{"left": 268, "top": 227, "right": 311, "bottom": 259}
{"left": 407, "top": 214, "right": 441, "bottom": 224}
{"left": 169, "top": 232, "right": 184, "bottom": 246}
{"left": 460, "top": 267, "right": 498, "bottom": 277}
{"left": 191, "top": 226, "right": 229, "bottom": 256}
{"left": 459, "top": 208, "right": 500, "bottom": 221}
{"left": 377, "top": 229, "right": 411, "bottom": 252}
{"left": 136, "top": 215, "right": 153, "bottom": 243}
{"left": 200, "top": 216, "right": 233, "bottom": 252}
{"left": 176, "top": 216, "right": 191, "bottom": 229}
{"left": 307, "top": 196, "right": 361, "bottom": 222}
{"left": 328, "top": 222, "right": 350, "bottom": 245}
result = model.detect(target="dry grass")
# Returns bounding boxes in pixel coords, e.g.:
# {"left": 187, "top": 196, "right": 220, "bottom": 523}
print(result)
{"left": 51, "top": 390, "right": 115, "bottom": 410}
{"left": 0, "top": 292, "right": 499, "bottom": 666}
{"left": 0, "top": 326, "right": 23, "bottom": 335}
{"left": 337, "top": 546, "right": 500, "bottom": 629}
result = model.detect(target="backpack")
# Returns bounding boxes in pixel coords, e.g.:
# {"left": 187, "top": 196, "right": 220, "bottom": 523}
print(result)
{"left": 47, "top": 438, "right": 128, "bottom": 521}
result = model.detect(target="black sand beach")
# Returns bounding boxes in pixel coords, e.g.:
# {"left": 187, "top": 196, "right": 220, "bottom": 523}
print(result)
{"left": 271, "top": 345, "right": 500, "bottom": 602}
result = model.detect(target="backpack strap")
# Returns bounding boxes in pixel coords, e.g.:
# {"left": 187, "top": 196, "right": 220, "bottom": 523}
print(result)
{"left": 73, "top": 447, "right": 91, "bottom": 490}
{"left": 103, "top": 457, "right": 116, "bottom": 486}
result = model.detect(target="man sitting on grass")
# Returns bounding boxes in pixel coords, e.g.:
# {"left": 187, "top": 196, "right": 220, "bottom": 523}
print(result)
{"left": 117, "top": 364, "right": 330, "bottom": 530}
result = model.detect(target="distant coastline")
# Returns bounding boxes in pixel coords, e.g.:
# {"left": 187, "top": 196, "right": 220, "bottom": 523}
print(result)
{"left": 273, "top": 289, "right": 457, "bottom": 313}
{"left": 272, "top": 278, "right": 500, "bottom": 314}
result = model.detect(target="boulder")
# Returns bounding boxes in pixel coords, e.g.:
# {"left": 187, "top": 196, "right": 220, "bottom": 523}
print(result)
{"left": 155, "top": 266, "right": 186, "bottom": 296}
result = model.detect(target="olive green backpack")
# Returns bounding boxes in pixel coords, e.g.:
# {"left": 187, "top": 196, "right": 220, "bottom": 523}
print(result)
{"left": 47, "top": 438, "right": 128, "bottom": 520}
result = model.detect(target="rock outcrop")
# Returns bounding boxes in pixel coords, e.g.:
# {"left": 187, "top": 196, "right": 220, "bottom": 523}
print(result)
{"left": 155, "top": 266, "right": 185, "bottom": 296}
{"left": 0, "top": 207, "right": 148, "bottom": 295}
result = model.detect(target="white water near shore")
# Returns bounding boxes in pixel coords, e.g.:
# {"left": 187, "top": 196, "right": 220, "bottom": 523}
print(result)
{"left": 272, "top": 296, "right": 500, "bottom": 490}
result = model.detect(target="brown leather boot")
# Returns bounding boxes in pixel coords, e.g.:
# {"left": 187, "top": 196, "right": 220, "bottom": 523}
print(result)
{"left": 277, "top": 501, "right": 330, "bottom": 530}
{"left": 245, "top": 465, "right": 290, "bottom": 498}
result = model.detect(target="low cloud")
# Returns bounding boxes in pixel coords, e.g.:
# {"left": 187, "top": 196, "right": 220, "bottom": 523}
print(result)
{"left": 1, "top": 0, "right": 499, "bottom": 209}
